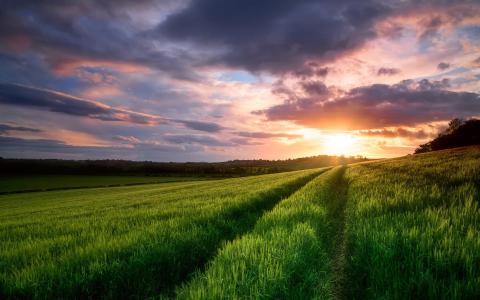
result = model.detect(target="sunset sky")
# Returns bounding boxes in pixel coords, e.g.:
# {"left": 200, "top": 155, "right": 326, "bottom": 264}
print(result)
{"left": 1, "top": 0, "right": 479, "bottom": 161}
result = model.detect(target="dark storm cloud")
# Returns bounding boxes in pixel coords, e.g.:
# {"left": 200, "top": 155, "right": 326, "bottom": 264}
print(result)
{"left": 258, "top": 79, "right": 480, "bottom": 130}
{"left": 159, "top": 0, "right": 392, "bottom": 73}
{"left": 0, "top": 83, "right": 224, "bottom": 132}
{"left": 437, "top": 62, "right": 450, "bottom": 70}
{"left": 1, "top": 0, "right": 478, "bottom": 80}
{"left": 377, "top": 67, "right": 401, "bottom": 76}
{"left": 0, "top": 124, "right": 41, "bottom": 134}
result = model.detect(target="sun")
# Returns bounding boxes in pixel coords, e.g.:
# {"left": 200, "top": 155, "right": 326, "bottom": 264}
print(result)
{"left": 324, "top": 134, "right": 357, "bottom": 156}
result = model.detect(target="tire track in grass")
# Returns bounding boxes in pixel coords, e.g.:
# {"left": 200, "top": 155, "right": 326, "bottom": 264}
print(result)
{"left": 156, "top": 168, "right": 327, "bottom": 298}
{"left": 327, "top": 167, "right": 348, "bottom": 300}
{"left": 176, "top": 166, "right": 347, "bottom": 299}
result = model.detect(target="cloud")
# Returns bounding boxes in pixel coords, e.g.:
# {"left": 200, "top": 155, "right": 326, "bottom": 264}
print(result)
{"left": 0, "top": 83, "right": 166, "bottom": 124}
{"left": 0, "top": 136, "right": 200, "bottom": 160}
{"left": 0, "top": 123, "right": 41, "bottom": 134}
{"left": 359, "top": 128, "right": 433, "bottom": 139}
{"left": 0, "top": 83, "right": 224, "bottom": 132}
{"left": 437, "top": 62, "right": 450, "bottom": 70}
{"left": 412, "top": 4, "right": 480, "bottom": 41}
{"left": 164, "top": 133, "right": 273, "bottom": 147}
{"left": 0, "top": 1, "right": 198, "bottom": 80}
{"left": 471, "top": 56, "right": 480, "bottom": 67}
{"left": 257, "top": 79, "right": 480, "bottom": 130}
{"left": 293, "top": 64, "right": 329, "bottom": 79}
{"left": 159, "top": 0, "right": 392, "bottom": 74}
{"left": 235, "top": 131, "right": 301, "bottom": 139}
{"left": 158, "top": 0, "right": 480, "bottom": 76}
{"left": 1, "top": 0, "right": 479, "bottom": 161}
{"left": 112, "top": 135, "right": 141, "bottom": 144}
{"left": 300, "top": 81, "right": 331, "bottom": 96}
{"left": 228, "top": 137, "right": 263, "bottom": 146}
{"left": 0, "top": 136, "right": 98, "bottom": 153}
{"left": 1, "top": 0, "right": 478, "bottom": 82}
{"left": 164, "top": 134, "right": 231, "bottom": 147}
{"left": 175, "top": 120, "right": 225, "bottom": 133}
{"left": 418, "top": 16, "right": 444, "bottom": 39}
{"left": 377, "top": 67, "right": 401, "bottom": 76}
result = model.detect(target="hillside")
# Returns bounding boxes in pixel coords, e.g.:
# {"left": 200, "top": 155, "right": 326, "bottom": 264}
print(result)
{"left": 0, "top": 146, "right": 479, "bottom": 299}
{"left": 415, "top": 118, "right": 480, "bottom": 154}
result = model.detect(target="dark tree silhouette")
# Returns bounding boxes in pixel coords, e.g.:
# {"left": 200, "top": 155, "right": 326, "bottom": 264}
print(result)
{"left": 415, "top": 118, "right": 480, "bottom": 154}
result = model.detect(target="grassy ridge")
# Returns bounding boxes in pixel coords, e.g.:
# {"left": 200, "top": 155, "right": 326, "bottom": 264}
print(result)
{"left": 344, "top": 147, "right": 480, "bottom": 299}
{"left": 177, "top": 166, "right": 347, "bottom": 299}
{"left": 0, "top": 175, "right": 203, "bottom": 194}
{"left": 0, "top": 168, "right": 322, "bottom": 299}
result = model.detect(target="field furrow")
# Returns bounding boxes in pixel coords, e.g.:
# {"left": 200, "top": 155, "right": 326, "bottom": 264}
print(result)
{"left": 0, "top": 168, "right": 323, "bottom": 299}
{"left": 176, "top": 166, "right": 348, "bottom": 299}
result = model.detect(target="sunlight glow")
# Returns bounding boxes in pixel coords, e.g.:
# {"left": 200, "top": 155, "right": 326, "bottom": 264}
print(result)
{"left": 323, "top": 134, "right": 358, "bottom": 156}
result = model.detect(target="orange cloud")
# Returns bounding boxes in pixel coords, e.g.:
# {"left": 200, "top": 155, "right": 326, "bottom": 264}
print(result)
{"left": 51, "top": 58, "right": 151, "bottom": 77}
{"left": 82, "top": 86, "right": 122, "bottom": 100}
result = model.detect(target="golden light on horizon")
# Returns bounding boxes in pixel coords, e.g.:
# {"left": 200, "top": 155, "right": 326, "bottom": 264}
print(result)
{"left": 323, "top": 133, "right": 358, "bottom": 156}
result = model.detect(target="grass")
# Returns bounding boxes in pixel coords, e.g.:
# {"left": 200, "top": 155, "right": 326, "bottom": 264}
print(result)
{"left": 344, "top": 146, "right": 480, "bottom": 299}
{"left": 0, "top": 168, "right": 323, "bottom": 299}
{"left": 0, "top": 175, "right": 203, "bottom": 194}
{"left": 1, "top": 146, "right": 479, "bottom": 299}
{"left": 177, "top": 166, "right": 347, "bottom": 299}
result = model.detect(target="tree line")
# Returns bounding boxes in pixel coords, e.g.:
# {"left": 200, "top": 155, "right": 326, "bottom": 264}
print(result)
{"left": 0, "top": 155, "right": 368, "bottom": 177}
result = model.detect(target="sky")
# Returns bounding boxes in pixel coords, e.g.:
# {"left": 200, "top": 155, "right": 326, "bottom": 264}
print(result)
{"left": 0, "top": 0, "right": 479, "bottom": 161}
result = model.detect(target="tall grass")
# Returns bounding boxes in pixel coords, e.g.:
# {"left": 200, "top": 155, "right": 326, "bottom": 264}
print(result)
{"left": 344, "top": 147, "right": 480, "bottom": 299}
{"left": 0, "top": 168, "right": 322, "bottom": 299}
{"left": 177, "top": 166, "right": 347, "bottom": 299}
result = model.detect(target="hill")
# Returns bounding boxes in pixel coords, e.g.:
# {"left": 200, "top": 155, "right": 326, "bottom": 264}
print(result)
{"left": 415, "top": 118, "right": 480, "bottom": 154}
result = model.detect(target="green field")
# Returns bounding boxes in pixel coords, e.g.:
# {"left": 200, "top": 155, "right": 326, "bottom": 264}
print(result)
{"left": 0, "top": 175, "right": 204, "bottom": 194}
{"left": 1, "top": 147, "right": 479, "bottom": 299}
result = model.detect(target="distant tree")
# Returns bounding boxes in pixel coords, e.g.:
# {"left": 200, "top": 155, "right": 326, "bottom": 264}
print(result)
{"left": 414, "top": 143, "right": 432, "bottom": 154}
{"left": 415, "top": 118, "right": 480, "bottom": 154}
{"left": 445, "top": 118, "right": 464, "bottom": 134}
